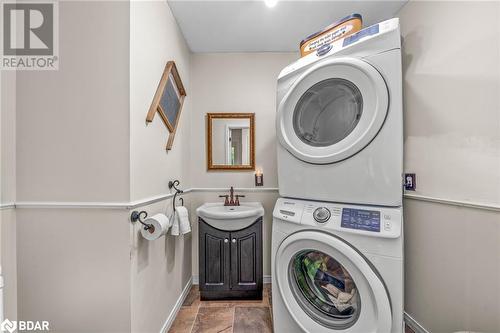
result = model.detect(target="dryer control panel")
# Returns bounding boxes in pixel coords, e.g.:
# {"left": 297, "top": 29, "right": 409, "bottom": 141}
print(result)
{"left": 273, "top": 198, "right": 402, "bottom": 239}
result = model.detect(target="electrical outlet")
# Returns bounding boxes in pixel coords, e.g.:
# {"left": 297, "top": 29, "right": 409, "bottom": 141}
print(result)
{"left": 404, "top": 173, "right": 416, "bottom": 191}
{"left": 255, "top": 174, "right": 264, "bottom": 186}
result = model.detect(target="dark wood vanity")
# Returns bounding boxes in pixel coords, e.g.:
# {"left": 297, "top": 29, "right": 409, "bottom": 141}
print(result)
{"left": 199, "top": 216, "right": 263, "bottom": 300}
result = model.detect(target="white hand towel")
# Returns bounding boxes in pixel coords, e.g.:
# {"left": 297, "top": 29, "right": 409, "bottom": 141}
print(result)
{"left": 176, "top": 206, "right": 191, "bottom": 235}
{"left": 170, "top": 211, "right": 180, "bottom": 236}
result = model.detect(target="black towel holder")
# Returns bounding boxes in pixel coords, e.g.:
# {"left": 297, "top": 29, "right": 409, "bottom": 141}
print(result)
{"left": 169, "top": 180, "right": 184, "bottom": 213}
{"left": 130, "top": 210, "right": 153, "bottom": 230}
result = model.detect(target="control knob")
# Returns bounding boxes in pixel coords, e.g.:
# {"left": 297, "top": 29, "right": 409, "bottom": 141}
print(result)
{"left": 313, "top": 207, "right": 331, "bottom": 223}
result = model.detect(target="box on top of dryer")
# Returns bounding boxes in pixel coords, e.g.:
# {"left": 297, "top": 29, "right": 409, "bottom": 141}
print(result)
{"left": 299, "top": 14, "right": 363, "bottom": 57}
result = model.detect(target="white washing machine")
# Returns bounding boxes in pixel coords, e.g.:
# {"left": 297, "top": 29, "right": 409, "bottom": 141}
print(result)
{"left": 276, "top": 18, "right": 403, "bottom": 207}
{"left": 272, "top": 198, "right": 403, "bottom": 333}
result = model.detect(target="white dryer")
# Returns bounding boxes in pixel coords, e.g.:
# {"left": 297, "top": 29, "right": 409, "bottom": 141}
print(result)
{"left": 276, "top": 18, "right": 403, "bottom": 206}
{"left": 271, "top": 198, "right": 403, "bottom": 333}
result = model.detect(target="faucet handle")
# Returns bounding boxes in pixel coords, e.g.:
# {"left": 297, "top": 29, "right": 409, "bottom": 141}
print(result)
{"left": 235, "top": 195, "right": 245, "bottom": 206}
{"left": 219, "top": 195, "right": 229, "bottom": 206}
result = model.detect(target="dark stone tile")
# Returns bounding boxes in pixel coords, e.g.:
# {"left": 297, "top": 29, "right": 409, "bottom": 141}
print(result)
{"left": 182, "top": 286, "right": 200, "bottom": 307}
{"left": 168, "top": 307, "right": 198, "bottom": 333}
{"left": 192, "top": 307, "right": 234, "bottom": 333}
{"left": 233, "top": 307, "right": 273, "bottom": 333}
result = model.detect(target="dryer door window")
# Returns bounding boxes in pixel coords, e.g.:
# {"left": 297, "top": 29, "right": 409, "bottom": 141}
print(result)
{"left": 293, "top": 78, "right": 363, "bottom": 147}
{"left": 290, "top": 250, "right": 361, "bottom": 329}
{"left": 277, "top": 57, "right": 389, "bottom": 164}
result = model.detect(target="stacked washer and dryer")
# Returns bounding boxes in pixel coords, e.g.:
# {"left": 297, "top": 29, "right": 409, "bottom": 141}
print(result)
{"left": 272, "top": 18, "right": 404, "bottom": 333}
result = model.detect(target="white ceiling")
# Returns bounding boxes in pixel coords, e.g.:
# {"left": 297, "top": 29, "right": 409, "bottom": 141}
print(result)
{"left": 167, "top": 0, "right": 408, "bottom": 53}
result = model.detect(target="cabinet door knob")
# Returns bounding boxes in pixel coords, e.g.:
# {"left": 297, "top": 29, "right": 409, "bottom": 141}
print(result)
{"left": 224, "top": 238, "right": 229, "bottom": 243}
{"left": 232, "top": 238, "right": 236, "bottom": 243}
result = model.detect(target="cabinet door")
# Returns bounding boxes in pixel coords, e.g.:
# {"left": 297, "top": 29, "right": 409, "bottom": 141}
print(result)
{"left": 199, "top": 220, "right": 230, "bottom": 291}
{"left": 230, "top": 219, "right": 262, "bottom": 291}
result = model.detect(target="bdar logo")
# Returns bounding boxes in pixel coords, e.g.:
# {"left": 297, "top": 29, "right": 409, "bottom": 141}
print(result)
{"left": 0, "top": 319, "right": 17, "bottom": 333}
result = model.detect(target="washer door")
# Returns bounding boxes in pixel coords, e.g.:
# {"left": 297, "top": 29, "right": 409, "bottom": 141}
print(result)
{"left": 277, "top": 57, "right": 388, "bottom": 164}
{"left": 275, "top": 231, "right": 392, "bottom": 333}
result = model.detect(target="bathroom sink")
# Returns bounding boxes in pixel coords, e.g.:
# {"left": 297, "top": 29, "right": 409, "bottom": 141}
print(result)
{"left": 196, "top": 202, "right": 264, "bottom": 231}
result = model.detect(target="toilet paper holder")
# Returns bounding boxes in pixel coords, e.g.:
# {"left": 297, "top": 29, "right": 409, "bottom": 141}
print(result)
{"left": 131, "top": 180, "right": 183, "bottom": 230}
{"left": 130, "top": 210, "right": 153, "bottom": 230}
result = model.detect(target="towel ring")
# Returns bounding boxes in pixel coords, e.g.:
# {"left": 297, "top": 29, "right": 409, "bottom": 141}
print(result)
{"left": 169, "top": 180, "right": 184, "bottom": 213}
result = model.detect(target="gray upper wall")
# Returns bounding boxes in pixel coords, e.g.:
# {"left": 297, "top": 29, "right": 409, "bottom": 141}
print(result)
{"left": 15, "top": 1, "right": 131, "bottom": 203}
{"left": 399, "top": 2, "right": 500, "bottom": 332}
{"left": 399, "top": 0, "right": 500, "bottom": 206}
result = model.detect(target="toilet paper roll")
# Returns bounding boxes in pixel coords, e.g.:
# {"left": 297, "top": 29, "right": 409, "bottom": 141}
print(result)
{"left": 140, "top": 213, "right": 170, "bottom": 241}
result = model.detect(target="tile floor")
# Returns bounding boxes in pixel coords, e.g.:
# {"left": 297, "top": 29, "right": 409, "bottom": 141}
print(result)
{"left": 169, "top": 284, "right": 273, "bottom": 333}
{"left": 169, "top": 284, "right": 415, "bottom": 333}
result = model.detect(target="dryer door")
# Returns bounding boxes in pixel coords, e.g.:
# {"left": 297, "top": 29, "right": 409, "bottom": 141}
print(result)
{"left": 275, "top": 231, "right": 392, "bottom": 333}
{"left": 277, "top": 57, "right": 388, "bottom": 164}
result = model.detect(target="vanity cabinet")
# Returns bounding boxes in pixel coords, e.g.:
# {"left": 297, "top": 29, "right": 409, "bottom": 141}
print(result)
{"left": 199, "top": 217, "right": 262, "bottom": 300}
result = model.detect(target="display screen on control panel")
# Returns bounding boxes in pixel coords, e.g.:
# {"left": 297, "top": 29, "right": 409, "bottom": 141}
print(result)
{"left": 341, "top": 208, "right": 380, "bottom": 232}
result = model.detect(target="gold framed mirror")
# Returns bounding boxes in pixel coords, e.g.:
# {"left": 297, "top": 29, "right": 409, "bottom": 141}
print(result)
{"left": 207, "top": 113, "right": 255, "bottom": 171}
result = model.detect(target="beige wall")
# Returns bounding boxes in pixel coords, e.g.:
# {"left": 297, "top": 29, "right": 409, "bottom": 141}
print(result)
{"left": 16, "top": 1, "right": 130, "bottom": 203}
{"left": 130, "top": 0, "right": 192, "bottom": 201}
{"left": 399, "top": 2, "right": 500, "bottom": 332}
{"left": 129, "top": 1, "right": 193, "bottom": 332}
{"left": 130, "top": 196, "right": 192, "bottom": 333}
{"left": 15, "top": 2, "right": 132, "bottom": 332}
{"left": 189, "top": 53, "right": 296, "bottom": 279}
{"left": 190, "top": 53, "right": 297, "bottom": 188}
{"left": 1, "top": 71, "right": 16, "bottom": 204}
{"left": 17, "top": 209, "right": 131, "bottom": 333}
{"left": 399, "top": 1, "right": 500, "bottom": 205}
{"left": 0, "top": 209, "right": 16, "bottom": 322}
{"left": 404, "top": 199, "right": 500, "bottom": 333}
{"left": 1, "top": 67, "right": 17, "bottom": 320}
{"left": 14, "top": 1, "right": 195, "bottom": 332}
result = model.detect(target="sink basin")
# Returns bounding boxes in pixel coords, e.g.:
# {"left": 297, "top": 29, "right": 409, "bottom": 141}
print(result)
{"left": 196, "top": 202, "right": 264, "bottom": 231}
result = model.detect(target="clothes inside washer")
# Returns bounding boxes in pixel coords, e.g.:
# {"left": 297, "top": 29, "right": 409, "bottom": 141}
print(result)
{"left": 295, "top": 251, "right": 359, "bottom": 316}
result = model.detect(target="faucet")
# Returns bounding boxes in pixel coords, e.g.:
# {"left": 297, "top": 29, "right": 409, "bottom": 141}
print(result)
{"left": 219, "top": 186, "right": 245, "bottom": 206}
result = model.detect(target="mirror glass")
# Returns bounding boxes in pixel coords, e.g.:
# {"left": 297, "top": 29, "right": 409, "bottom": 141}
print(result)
{"left": 207, "top": 113, "right": 255, "bottom": 170}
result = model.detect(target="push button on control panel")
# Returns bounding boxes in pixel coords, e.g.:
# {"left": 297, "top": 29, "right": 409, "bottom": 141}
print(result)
{"left": 313, "top": 207, "right": 331, "bottom": 223}
{"left": 384, "top": 221, "right": 392, "bottom": 231}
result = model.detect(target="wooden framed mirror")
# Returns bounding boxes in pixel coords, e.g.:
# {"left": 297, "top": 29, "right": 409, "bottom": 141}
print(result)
{"left": 207, "top": 113, "right": 255, "bottom": 171}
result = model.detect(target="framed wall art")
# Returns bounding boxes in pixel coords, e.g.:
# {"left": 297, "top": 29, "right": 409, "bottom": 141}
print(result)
{"left": 146, "top": 61, "right": 186, "bottom": 150}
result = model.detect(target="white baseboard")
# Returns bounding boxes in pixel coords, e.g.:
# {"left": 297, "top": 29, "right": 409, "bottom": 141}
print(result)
{"left": 160, "top": 276, "right": 193, "bottom": 333}
{"left": 191, "top": 275, "right": 271, "bottom": 285}
{"left": 404, "top": 312, "right": 430, "bottom": 333}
